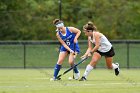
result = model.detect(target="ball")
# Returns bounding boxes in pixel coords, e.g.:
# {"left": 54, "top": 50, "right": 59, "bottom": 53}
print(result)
{"left": 50, "top": 78, "right": 54, "bottom": 81}
{"left": 68, "top": 77, "right": 72, "bottom": 80}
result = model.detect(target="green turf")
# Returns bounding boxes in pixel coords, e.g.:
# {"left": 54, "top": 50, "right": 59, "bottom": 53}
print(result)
{"left": 0, "top": 69, "right": 139, "bottom": 93}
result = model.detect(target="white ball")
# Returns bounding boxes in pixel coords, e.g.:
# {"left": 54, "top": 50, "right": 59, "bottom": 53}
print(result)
{"left": 50, "top": 78, "right": 54, "bottom": 81}
{"left": 68, "top": 77, "right": 72, "bottom": 80}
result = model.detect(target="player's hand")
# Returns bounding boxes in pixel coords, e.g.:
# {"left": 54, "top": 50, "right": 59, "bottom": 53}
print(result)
{"left": 88, "top": 52, "right": 92, "bottom": 57}
{"left": 81, "top": 52, "right": 92, "bottom": 59}
{"left": 81, "top": 54, "right": 88, "bottom": 59}
{"left": 70, "top": 50, "right": 75, "bottom": 55}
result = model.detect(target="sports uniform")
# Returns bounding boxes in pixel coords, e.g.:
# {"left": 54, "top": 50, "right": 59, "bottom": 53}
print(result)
{"left": 89, "top": 32, "right": 115, "bottom": 57}
{"left": 58, "top": 27, "right": 80, "bottom": 53}
{"left": 53, "top": 27, "right": 80, "bottom": 80}
{"left": 79, "top": 31, "right": 119, "bottom": 81}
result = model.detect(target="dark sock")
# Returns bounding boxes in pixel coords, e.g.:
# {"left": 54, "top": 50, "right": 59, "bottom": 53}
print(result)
{"left": 54, "top": 64, "right": 61, "bottom": 79}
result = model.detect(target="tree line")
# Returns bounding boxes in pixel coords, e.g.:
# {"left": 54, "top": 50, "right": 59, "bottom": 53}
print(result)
{"left": 0, "top": 0, "right": 140, "bottom": 40}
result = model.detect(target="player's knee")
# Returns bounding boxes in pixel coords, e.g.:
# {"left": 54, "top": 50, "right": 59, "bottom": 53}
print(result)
{"left": 107, "top": 66, "right": 113, "bottom": 69}
{"left": 89, "top": 61, "right": 97, "bottom": 67}
{"left": 68, "top": 61, "right": 74, "bottom": 65}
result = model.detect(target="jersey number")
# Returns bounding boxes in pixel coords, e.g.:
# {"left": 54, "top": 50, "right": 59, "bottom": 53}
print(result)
{"left": 66, "top": 40, "right": 70, "bottom": 46}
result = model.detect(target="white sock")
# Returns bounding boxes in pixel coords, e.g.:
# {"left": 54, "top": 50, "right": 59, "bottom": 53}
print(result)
{"left": 112, "top": 63, "right": 118, "bottom": 69}
{"left": 83, "top": 64, "right": 93, "bottom": 78}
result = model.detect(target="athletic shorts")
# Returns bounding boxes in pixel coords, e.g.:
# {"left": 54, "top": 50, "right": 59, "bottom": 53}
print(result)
{"left": 96, "top": 47, "right": 115, "bottom": 57}
{"left": 59, "top": 43, "right": 80, "bottom": 54}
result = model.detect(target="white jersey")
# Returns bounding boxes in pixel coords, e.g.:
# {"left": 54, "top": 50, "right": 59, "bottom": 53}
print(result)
{"left": 89, "top": 32, "right": 112, "bottom": 52}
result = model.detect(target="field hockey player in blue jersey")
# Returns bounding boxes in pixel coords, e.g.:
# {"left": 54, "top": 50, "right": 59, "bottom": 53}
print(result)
{"left": 51, "top": 19, "right": 81, "bottom": 81}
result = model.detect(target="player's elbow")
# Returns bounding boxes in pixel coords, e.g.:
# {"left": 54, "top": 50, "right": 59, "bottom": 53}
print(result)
{"left": 95, "top": 45, "right": 100, "bottom": 49}
{"left": 78, "top": 30, "right": 81, "bottom": 34}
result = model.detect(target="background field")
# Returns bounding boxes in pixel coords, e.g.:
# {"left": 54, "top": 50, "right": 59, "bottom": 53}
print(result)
{"left": 0, "top": 42, "right": 140, "bottom": 68}
{"left": 0, "top": 69, "right": 140, "bottom": 93}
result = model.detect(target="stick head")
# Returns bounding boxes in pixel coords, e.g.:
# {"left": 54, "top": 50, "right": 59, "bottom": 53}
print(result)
{"left": 57, "top": 77, "right": 61, "bottom": 80}
{"left": 57, "top": 74, "right": 62, "bottom": 79}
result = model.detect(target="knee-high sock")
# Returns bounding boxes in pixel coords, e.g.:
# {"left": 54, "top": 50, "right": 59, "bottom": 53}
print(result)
{"left": 83, "top": 64, "right": 93, "bottom": 78}
{"left": 71, "top": 64, "right": 79, "bottom": 73}
{"left": 112, "top": 63, "right": 118, "bottom": 69}
{"left": 73, "top": 66, "right": 79, "bottom": 73}
{"left": 54, "top": 64, "right": 61, "bottom": 79}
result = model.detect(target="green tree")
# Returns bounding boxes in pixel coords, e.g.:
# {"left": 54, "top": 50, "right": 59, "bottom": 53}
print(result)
{"left": 0, "top": 0, "right": 140, "bottom": 40}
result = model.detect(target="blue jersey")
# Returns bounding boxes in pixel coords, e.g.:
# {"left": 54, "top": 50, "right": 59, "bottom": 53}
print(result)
{"left": 58, "top": 27, "right": 80, "bottom": 53}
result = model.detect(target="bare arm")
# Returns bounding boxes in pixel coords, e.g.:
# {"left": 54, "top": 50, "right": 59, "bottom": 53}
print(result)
{"left": 81, "top": 33, "right": 101, "bottom": 58}
{"left": 84, "top": 37, "right": 93, "bottom": 55}
{"left": 81, "top": 37, "right": 92, "bottom": 58}
{"left": 69, "top": 27, "right": 81, "bottom": 43}
{"left": 90, "top": 32, "right": 101, "bottom": 53}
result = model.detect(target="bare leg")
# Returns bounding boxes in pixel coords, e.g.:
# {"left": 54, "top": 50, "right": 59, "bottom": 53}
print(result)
{"left": 69, "top": 53, "right": 80, "bottom": 79}
{"left": 53, "top": 52, "right": 68, "bottom": 79}
{"left": 105, "top": 56, "right": 120, "bottom": 76}
{"left": 57, "top": 52, "right": 68, "bottom": 65}
{"left": 105, "top": 56, "right": 113, "bottom": 69}
{"left": 82, "top": 52, "right": 101, "bottom": 79}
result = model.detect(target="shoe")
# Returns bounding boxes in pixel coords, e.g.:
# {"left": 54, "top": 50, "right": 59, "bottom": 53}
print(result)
{"left": 115, "top": 63, "right": 120, "bottom": 76}
{"left": 73, "top": 71, "right": 80, "bottom": 80}
{"left": 79, "top": 76, "right": 87, "bottom": 81}
{"left": 50, "top": 77, "right": 61, "bottom": 81}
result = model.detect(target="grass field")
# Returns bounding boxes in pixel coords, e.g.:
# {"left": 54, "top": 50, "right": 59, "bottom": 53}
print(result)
{"left": 0, "top": 42, "right": 140, "bottom": 92}
{"left": 0, "top": 69, "right": 140, "bottom": 93}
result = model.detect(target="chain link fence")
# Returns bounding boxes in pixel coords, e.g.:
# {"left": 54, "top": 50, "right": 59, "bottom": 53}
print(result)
{"left": 0, "top": 40, "right": 140, "bottom": 68}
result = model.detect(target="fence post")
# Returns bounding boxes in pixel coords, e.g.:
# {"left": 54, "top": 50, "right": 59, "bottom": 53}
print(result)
{"left": 127, "top": 42, "right": 129, "bottom": 69}
{"left": 23, "top": 44, "right": 26, "bottom": 69}
{"left": 58, "top": 0, "right": 62, "bottom": 20}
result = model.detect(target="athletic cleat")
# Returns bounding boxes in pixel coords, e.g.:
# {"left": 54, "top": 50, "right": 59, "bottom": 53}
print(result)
{"left": 50, "top": 77, "right": 61, "bottom": 81}
{"left": 73, "top": 71, "right": 80, "bottom": 80}
{"left": 115, "top": 63, "right": 120, "bottom": 76}
{"left": 79, "top": 76, "right": 87, "bottom": 81}
{"left": 50, "top": 77, "right": 57, "bottom": 81}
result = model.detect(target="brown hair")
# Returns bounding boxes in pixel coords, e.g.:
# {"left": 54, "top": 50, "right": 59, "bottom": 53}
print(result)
{"left": 83, "top": 21, "right": 97, "bottom": 31}
{"left": 53, "top": 19, "right": 63, "bottom": 25}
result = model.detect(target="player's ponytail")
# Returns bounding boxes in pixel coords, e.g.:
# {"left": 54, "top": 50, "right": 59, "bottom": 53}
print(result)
{"left": 53, "top": 19, "right": 60, "bottom": 25}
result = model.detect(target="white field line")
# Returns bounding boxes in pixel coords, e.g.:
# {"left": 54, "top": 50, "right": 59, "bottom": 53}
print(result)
{"left": 33, "top": 78, "right": 49, "bottom": 79}
{"left": 64, "top": 83, "right": 140, "bottom": 86}
{"left": 0, "top": 82, "right": 139, "bottom": 88}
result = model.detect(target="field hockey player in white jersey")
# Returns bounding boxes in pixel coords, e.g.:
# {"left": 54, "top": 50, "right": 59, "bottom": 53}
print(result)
{"left": 79, "top": 21, "right": 120, "bottom": 81}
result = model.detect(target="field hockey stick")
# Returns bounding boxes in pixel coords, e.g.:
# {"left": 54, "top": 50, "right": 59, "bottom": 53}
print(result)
{"left": 73, "top": 43, "right": 76, "bottom": 79}
{"left": 57, "top": 56, "right": 88, "bottom": 79}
